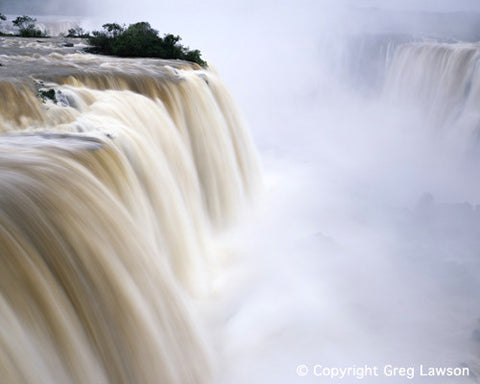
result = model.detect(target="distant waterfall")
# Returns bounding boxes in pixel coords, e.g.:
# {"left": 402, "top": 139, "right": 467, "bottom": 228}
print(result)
{"left": 383, "top": 41, "right": 480, "bottom": 142}
{"left": 0, "top": 38, "right": 259, "bottom": 384}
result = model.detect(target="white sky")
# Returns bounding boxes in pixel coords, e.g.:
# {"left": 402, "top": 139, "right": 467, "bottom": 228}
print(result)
{"left": 6, "top": 0, "right": 480, "bottom": 17}
{"left": 350, "top": 0, "right": 480, "bottom": 12}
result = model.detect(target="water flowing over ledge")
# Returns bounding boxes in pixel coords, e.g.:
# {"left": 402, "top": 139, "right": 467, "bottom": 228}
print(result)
{"left": 0, "top": 37, "right": 260, "bottom": 384}
{"left": 384, "top": 41, "right": 480, "bottom": 134}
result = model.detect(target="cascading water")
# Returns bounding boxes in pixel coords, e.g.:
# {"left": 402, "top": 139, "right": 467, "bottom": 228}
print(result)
{"left": 0, "top": 36, "right": 259, "bottom": 383}
{"left": 5, "top": 5, "right": 480, "bottom": 384}
{"left": 384, "top": 41, "right": 480, "bottom": 142}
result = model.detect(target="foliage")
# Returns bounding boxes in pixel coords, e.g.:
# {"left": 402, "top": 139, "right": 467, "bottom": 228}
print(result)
{"left": 0, "top": 12, "right": 7, "bottom": 36}
{"left": 67, "top": 26, "right": 89, "bottom": 38}
{"left": 102, "top": 23, "right": 124, "bottom": 37}
{"left": 88, "top": 21, "right": 206, "bottom": 66}
{"left": 38, "top": 89, "right": 57, "bottom": 103}
{"left": 12, "top": 15, "right": 45, "bottom": 37}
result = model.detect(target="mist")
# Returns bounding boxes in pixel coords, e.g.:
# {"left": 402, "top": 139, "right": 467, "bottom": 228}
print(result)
{"left": 0, "top": 0, "right": 96, "bottom": 15}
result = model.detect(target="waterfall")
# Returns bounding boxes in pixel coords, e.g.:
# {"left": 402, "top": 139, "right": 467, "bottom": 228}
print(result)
{"left": 383, "top": 41, "right": 480, "bottom": 144}
{"left": 0, "top": 37, "right": 259, "bottom": 384}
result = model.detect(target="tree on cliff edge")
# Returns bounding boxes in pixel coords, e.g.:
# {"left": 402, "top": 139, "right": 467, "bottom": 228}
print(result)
{"left": 88, "top": 21, "right": 206, "bottom": 66}
{"left": 12, "top": 15, "right": 44, "bottom": 37}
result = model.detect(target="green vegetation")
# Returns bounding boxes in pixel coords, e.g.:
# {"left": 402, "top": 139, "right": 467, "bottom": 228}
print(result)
{"left": 0, "top": 12, "right": 8, "bottom": 36}
{"left": 12, "top": 15, "right": 45, "bottom": 37}
{"left": 88, "top": 22, "right": 206, "bottom": 66}
{"left": 0, "top": 13, "right": 205, "bottom": 66}
{"left": 0, "top": 12, "right": 46, "bottom": 37}
{"left": 67, "top": 26, "right": 89, "bottom": 38}
{"left": 38, "top": 89, "right": 57, "bottom": 103}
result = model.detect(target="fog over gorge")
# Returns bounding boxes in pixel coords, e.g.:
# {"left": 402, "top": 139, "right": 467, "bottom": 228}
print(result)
{"left": 2, "top": 0, "right": 480, "bottom": 383}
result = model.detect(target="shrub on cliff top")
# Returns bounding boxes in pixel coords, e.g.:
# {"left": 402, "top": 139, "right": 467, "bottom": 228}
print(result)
{"left": 88, "top": 21, "right": 206, "bottom": 67}
{"left": 67, "top": 26, "right": 89, "bottom": 38}
{"left": 12, "top": 15, "right": 45, "bottom": 37}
